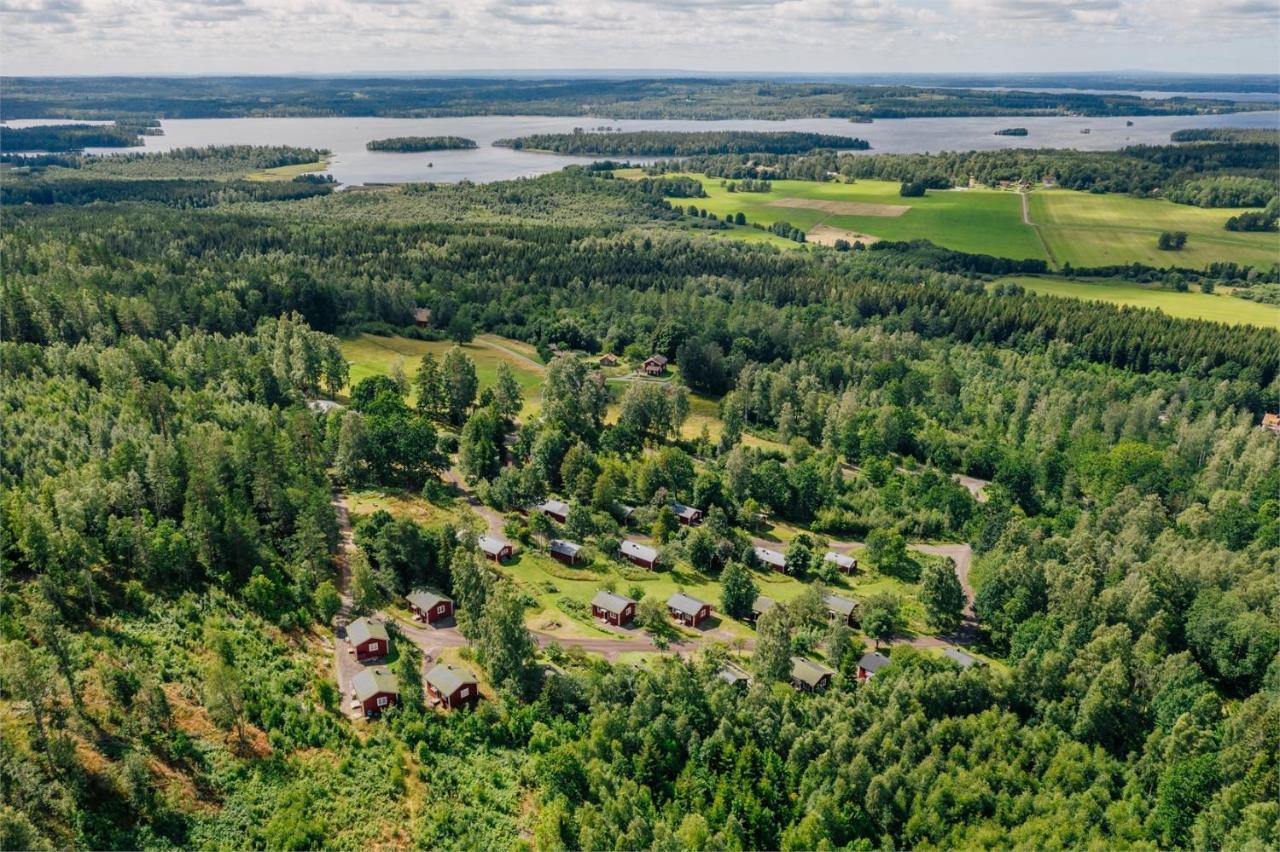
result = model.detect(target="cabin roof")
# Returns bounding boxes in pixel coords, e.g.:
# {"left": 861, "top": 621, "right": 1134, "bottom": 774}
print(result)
{"left": 753, "top": 546, "right": 786, "bottom": 568}
{"left": 670, "top": 501, "right": 701, "bottom": 518}
{"left": 944, "top": 648, "right": 985, "bottom": 669}
{"left": 667, "top": 591, "right": 709, "bottom": 617}
{"left": 620, "top": 539, "right": 658, "bottom": 562}
{"left": 824, "top": 551, "right": 856, "bottom": 568}
{"left": 538, "top": 498, "right": 571, "bottom": 516}
{"left": 407, "top": 589, "right": 450, "bottom": 611}
{"left": 549, "top": 539, "right": 581, "bottom": 558}
{"left": 425, "top": 663, "right": 477, "bottom": 696}
{"left": 752, "top": 595, "right": 777, "bottom": 615}
{"left": 347, "top": 617, "right": 388, "bottom": 645}
{"left": 353, "top": 667, "right": 399, "bottom": 700}
{"left": 823, "top": 594, "right": 858, "bottom": 618}
{"left": 718, "top": 664, "right": 751, "bottom": 686}
{"left": 859, "top": 651, "right": 891, "bottom": 673}
{"left": 791, "top": 656, "right": 836, "bottom": 687}
{"left": 591, "top": 589, "right": 635, "bottom": 613}
{"left": 477, "top": 534, "right": 511, "bottom": 556}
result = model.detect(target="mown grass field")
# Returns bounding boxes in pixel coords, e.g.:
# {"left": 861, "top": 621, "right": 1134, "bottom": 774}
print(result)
{"left": 1029, "top": 189, "right": 1279, "bottom": 269}
{"left": 246, "top": 160, "right": 328, "bottom": 182}
{"left": 1002, "top": 275, "right": 1280, "bottom": 329}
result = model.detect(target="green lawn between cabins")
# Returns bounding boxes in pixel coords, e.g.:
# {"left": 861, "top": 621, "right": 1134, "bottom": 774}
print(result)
{"left": 1001, "top": 275, "right": 1280, "bottom": 330}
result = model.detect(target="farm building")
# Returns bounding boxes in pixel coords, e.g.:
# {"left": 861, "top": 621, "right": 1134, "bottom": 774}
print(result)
{"left": 619, "top": 539, "right": 659, "bottom": 569}
{"left": 824, "top": 551, "right": 858, "bottom": 574}
{"left": 353, "top": 667, "right": 399, "bottom": 717}
{"left": 406, "top": 590, "right": 454, "bottom": 625}
{"left": 718, "top": 664, "right": 751, "bottom": 688}
{"left": 642, "top": 354, "right": 669, "bottom": 376}
{"left": 425, "top": 663, "right": 479, "bottom": 711}
{"left": 670, "top": 502, "right": 703, "bottom": 526}
{"left": 477, "top": 534, "right": 514, "bottom": 562}
{"left": 413, "top": 307, "right": 431, "bottom": 327}
{"left": 549, "top": 539, "right": 583, "bottom": 565}
{"left": 346, "top": 617, "right": 389, "bottom": 662}
{"left": 667, "top": 592, "right": 712, "bottom": 628}
{"left": 790, "top": 657, "right": 836, "bottom": 692}
{"left": 591, "top": 590, "right": 637, "bottom": 626}
{"left": 536, "top": 498, "right": 571, "bottom": 524}
{"left": 944, "top": 648, "right": 986, "bottom": 669}
{"left": 753, "top": 545, "right": 787, "bottom": 573}
{"left": 858, "top": 651, "right": 891, "bottom": 682}
{"left": 749, "top": 595, "right": 776, "bottom": 624}
{"left": 824, "top": 594, "right": 859, "bottom": 627}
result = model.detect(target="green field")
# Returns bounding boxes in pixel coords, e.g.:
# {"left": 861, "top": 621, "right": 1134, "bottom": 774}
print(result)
{"left": 1002, "top": 275, "right": 1280, "bottom": 329}
{"left": 1029, "top": 189, "right": 1279, "bottom": 269}
{"left": 246, "top": 160, "right": 328, "bottom": 181}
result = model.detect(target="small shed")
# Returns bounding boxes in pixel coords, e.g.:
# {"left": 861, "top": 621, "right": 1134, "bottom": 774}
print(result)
{"left": 347, "top": 617, "right": 389, "bottom": 662}
{"left": 790, "top": 657, "right": 836, "bottom": 692}
{"left": 944, "top": 648, "right": 986, "bottom": 670}
{"left": 824, "top": 551, "right": 858, "bottom": 574}
{"left": 591, "top": 590, "right": 637, "bottom": 626}
{"left": 823, "top": 593, "right": 859, "bottom": 627}
{"left": 599, "top": 353, "right": 619, "bottom": 367}
{"left": 477, "top": 534, "right": 514, "bottom": 563}
{"left": 670, "top": 502, "right": 704, "bottom": 526}
{"left": 619, "top": 539, "right": 659, "bottom": 569}
{"left": 413, "top": 307, "right": 432, "bottom": 327}
{"left": 858, "top": 651, "right": 891, "bottom": 682}
{"left": 749, "top": 595, "right": 776, "bottom": 624}
{"left": 425, "top": 663, "right": 479, "bottom": 711}
{"left": 667, "top": 592, "right": 712, "bottom": 628}
{"left": 753, "top": 546, "right": 787, "bottom": 573}
{"left": 353, "top": 667, "right": 400, "bottom": 717}
{"left": 617, "top": 504, "right": 637, "bottom": 525}
{"left": 407, "top": 590, "right": 454, "bottom": 625}
{"left": 642, "top": 354, "right": 668, "bottom": 376}
{"left": 549, "top": 539, "right": 582, "bottom": 565}
{"left": 537, "top": 498, "right": 571, "bottom": 524}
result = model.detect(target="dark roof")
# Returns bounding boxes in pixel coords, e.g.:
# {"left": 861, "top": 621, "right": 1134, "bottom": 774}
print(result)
{"left": 425, "top": 663, "right": 477, "bottom": 695}
{"left": 944, "top": 648, "right": 985, "bottom": 669}
{"left": 667, "top": 592, "right": 709, "bottom": 617}
{"left": 407, "top": 589, "right": 449, "bottom": 611}
{"left": 718, "top": 665, "right": 751, "bottom": 686}
{"left": 620, "top": 539, "right": 658, "bottom": 563}
{"left": 477, "top": 534, "right": 511, "bottom": 556}
{"left": 646, "top": 354, "right": 668, "bottom": 366}
{"left": 591, "top": 589, "right": 635, "bottom": 613}
{"left": 353, "top": 667, "right": 398, "bottom": 700}
{"left": 549, "top": 539, "right": 581, "bottom": 558}
{"left": 859, "top": 651, "right": 891, "bottom": 674}
{"left": 823, "top": 594, "right": 858, "bottom": 618}
{"left": 347, "top": 617, "right": 388, "bottom": 645}
{"left": 670, "top": 501, "right": 701, "bottom": 519}
{"left": 791, "top": 656, "right": 836, "bottom": 687}
{"left": 752, "top": 595, "right": 777, "bottom": 615}
{"left": 753, "top": 546, "right": 786, "bottom": 568}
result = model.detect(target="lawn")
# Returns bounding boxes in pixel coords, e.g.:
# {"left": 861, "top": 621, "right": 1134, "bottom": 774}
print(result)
{"left": 642, "top": 173, "right": 1046, "bottom": 260}
{"left": 1028, "top": 189, "right": 1279, "bottom": 269}
{"left": 339, "top": 333, "right": 545, "bottom": 418}
{"left": 1002, "top": 275, "right": 1280, "bottom": 330}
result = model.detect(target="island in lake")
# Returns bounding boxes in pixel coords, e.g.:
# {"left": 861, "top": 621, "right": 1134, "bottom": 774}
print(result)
{"left": 492, "top": 130, "right": 870, "bottom": 156}
{"left": 994, "top": 127, "right": 1029, "bottom": 136}
{"left": 365, "top": 135, "right": 477, "bottom": 152}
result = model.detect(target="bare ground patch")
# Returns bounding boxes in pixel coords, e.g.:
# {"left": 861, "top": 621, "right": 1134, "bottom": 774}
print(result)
{"left": 769, "top": 197, "right": 910, "bottom": 216}
{"left": 807, "top": 224, "right": 882, "bottom": 246}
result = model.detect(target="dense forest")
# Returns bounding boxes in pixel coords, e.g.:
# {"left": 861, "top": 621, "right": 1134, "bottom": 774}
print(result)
{"left": 0, "top": 76, "right": 1266, "bottom": 121}
{"left": 1, "top": 149, "right": 1277, "bottom": 849}
{"left": 365, "top": 136, "right": 477, "bottom": 152}
{"left": 653, "top": 131, "right": 1280, "bottom": 207}
{"left": 494, "top": 131, "right": 871, "bottom": 156}
{"left": 1, "top": 121, "right": 148, "bottom": 151}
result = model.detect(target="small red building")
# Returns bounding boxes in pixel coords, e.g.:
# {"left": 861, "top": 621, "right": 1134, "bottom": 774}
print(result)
{"left": 425, "top": 663, "right": 479, "bottom": 711}
{"left": 591, "top": 590, "right": 636, "bottom": 626}
{"left": 549, "top": 539, "right": 582, "bottom": 565}
{"left": 858, "top": 651, "right": 891, "bottom": 683}
{"left": 824, "top": 593, "right": 859, "bottom": 627}
{"left": 536, "top": 498, "right": 571, "bottom": 524}
{"left": 642, "top": 354, "right": 668, "bottom": 376}
{"left": 413, "top": 307, "right": 431, "bottom": 328}
{"left": 824, "top": 551, "right": 858, "bottom": 575}
{"left": 353, "top": 667, "right": 400, "bottom": 718}
{"left": 619, "top": 539, "right": 659, "bottom": 569}
{"left": 347, "top": 617, "right": 389, "bottom": 662}
{"left": 753, "top": 545, "right": 787, "bottom": 573}
{"left": 599, "top": 353, "right": 619, "bottom": 367}
{"left": 667, "top": 592, "right": 712, "bottom": 628}
{"left": 670, "top": 502, "right": 703, "bottom": 526}
{"left": 406, "top": 589, "right": 454, "bottom": 624}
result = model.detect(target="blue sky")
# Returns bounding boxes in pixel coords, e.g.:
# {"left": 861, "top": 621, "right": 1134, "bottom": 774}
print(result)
{"left": 2, "top": 0, "right": 1278, "bottom": 75}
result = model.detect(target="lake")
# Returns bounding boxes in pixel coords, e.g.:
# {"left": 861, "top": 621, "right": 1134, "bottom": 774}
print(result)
{"left": 12, "top": 111, "right": 1280, "bottom": 185}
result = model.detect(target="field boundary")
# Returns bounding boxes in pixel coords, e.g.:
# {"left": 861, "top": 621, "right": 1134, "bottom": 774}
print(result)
{"left": 1021, "top": 191, "right": 1059, "bottom": 267}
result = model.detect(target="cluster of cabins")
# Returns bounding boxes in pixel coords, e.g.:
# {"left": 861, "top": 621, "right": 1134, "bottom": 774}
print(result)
{"left": 717, "top": 646, "right": 985, "bottom": 693}
{"left": 748, "top": 591, "right": 859, "bottom": 628}
{"left": 752, "top": 545, "right": 858, "bottom": 576}
{"left": 533, "top": 497, "right": 701, "bottom": 570}
{"left": 588, "top": 589, "right": 714, "bottom": 630}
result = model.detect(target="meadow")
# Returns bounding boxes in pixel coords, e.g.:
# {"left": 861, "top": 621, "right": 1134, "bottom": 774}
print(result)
{"left": 1003, "top": 275, "right": 1280, "bottom": 329}
{"left": 1029, "top": 188, "right": 1278, "bottom": 269}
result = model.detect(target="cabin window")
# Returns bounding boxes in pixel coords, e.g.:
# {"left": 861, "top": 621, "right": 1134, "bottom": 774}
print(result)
{"left": 436, "top": 605, "right": 446, "bottom": 614}
{"left": 460, "top": 686, "right": 470, "bottom": 698}
{"left": 370, "top": 641, "right": 380, "bottom": 651}
{"left": 376, "top": 696, "right": 388, "bottom": 707}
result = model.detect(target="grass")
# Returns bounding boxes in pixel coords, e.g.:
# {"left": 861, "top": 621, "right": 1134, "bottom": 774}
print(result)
{"left": 339, "top": 333, "right": 545, "bottom": 418}
{"left": 1029, "top": 189, "right": 1280, "bottom": 269}
{"left": 246, "top": 160, "right": 328, "bottom": 182}
{"left": 1002, "top": 275, "right": 1280, "bottom": 330}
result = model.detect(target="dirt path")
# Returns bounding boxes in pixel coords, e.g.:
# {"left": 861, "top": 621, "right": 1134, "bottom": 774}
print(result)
{"left": 1021, "top": 190, "right": 1058, "bottom": 267}
{"left": 476, "top": 336, "right": 546, "bottom": 372}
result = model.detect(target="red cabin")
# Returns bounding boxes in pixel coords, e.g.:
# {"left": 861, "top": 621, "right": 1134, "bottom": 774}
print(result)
{"left": 425, "top": 663, "right": 480, "bottom": 711}
{"left": 477, "top": 534, "right": 514, "bottom": 563}
{"left": 353, "top": 667, "right": 400, "bottom": 718}
{"left": 591, "top": 590, "right": 637, "bottom": 626}
{"left": 406, "top": 590, "right": 454, "bottom": 625}
{"left": 619, "top": 539, "right": 659, "bottom": 569}
{"left": 549, "top": 539, "right": 582, "bottom": 565}
{"left": 346, "top": 617, "right": 389, "bottom": 662}
{"left": 667, "top": 592, "right": 712, "bottom": 628}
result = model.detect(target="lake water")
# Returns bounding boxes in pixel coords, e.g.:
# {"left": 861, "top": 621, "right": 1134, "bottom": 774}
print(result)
{"left": 10, "top": 111, "right": 1280, "bottom": 185}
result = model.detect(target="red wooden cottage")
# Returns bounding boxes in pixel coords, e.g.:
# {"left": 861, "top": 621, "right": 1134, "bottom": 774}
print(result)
{"left": 353, "top": 667, "right": 400, "bottom": 718}
{"left": 824, "top": 593, "right": 859, "bottom": 627}
{"left": 753, "top": 545, "right": 787, "bottom": 573}
{"left": 406, "top": 589, "right": 454, "bottom": 625}
{"left": 536, "top": 498, "right": 571, "bottom": 524}
{"left": 477, "top": 534, "right": 514, "bottom": 563}
{"left": 347, "top": 617, "right": 389, "bottom": 662}
{"left": 824, "top": 551, "right": 858, "bottom": 575}
{"left": 549, "top": 539, "right": 582, "bottom": 565}
{"left": 790, "top": 657, "right": 836, "bottom": 692}
{"left": 591, "top": 590, "right": 637, "bottom": 626}
{"left": 670, "top": 502, "right": 703, "bottom": 526}
{"left": 619, "top": 539, "right": 659, "bottom": 569}
{"left": 667, "top": 592, "right": 712, "bottom": 628}
{"left": 857, "top": 651, "right": 891, "bottom": 683}
{"left": 642, "top": 354, "right": 668, "bottom": 376}
{"left": 425, "top": 663, "right": 480, "bottom": 711}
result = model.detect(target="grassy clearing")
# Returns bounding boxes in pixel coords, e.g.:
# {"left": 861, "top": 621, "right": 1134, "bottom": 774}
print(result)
{"left": 1029, "top": 189, "right": 1279, "bottom": 269}
{"left": 246, "top": 160, "right": 328, "bottom": 182}
{"left": 339, "top": 333, "right": 545, "bottom": 418}
{"left": 1002, "top": 275, "right": 1280, "bottom": 329}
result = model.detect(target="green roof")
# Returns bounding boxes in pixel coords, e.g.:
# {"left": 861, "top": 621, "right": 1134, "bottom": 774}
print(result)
{"left": 347, "top": 617, "right": 388, "bottom": 645}
{"left": 790, "top": 656, "right": 836, "bottom": 687}
{"left": 353, "top": 667, "right": 399, "bottom": 700}
{"left": 426, "top": 663, "right": 477, "bottom": 695}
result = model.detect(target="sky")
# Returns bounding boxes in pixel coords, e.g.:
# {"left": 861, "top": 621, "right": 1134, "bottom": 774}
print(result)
{"left": 2, "top": 0, "right": 1279, "bottom": 76}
